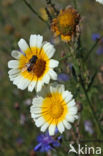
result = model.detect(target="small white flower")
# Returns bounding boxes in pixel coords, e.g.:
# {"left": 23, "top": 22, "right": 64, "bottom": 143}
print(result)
{"left": 30, "top": 84, "right": 78, "bottom": 136}
{"left": 8, "top": 34, "right": 59, "bottom": 92}
{"left": 96, "top": 0, "right": 103, "bottom": 4}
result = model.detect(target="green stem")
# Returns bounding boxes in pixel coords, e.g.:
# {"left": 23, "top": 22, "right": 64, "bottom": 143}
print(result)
{"left": 73, "top": 0, "right": 77, "bottom": 9}
{"left": 45, "top": 0, "right": 59, "bottom": 15}
{"left": 23, "top": 0, "right": 49, "bottom": 28}
{"left": 58, "top": 54, "right": 72, "bottom": 61}
{"left": 79, "top": 74, "right": 102, "bottom": 138}
{"left": 86, "top": 69, "right": 98, "bottom": 92}
{"left": 84, "top": 36, "right": 103, "bottom": 62}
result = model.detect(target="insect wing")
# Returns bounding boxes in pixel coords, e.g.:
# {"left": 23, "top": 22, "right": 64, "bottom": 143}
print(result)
{"left": 21, "top": 63, "right": 30, "bottom": 72}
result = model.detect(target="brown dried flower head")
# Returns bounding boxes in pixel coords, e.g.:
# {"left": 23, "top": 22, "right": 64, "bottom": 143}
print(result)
{"left": 51, "top": 6, "right": 80, "bottom": 42}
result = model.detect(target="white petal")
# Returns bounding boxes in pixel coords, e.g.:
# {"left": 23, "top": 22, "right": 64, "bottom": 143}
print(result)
{"left": 36, "top": 81, "right": 43, "bottom": 92}
{"left": 17, "top": 77, "right": 26, "bottom": 89}
{"left": 28, "top": 81, "right": 36, "bottom": 92}
{"left": 68, "top": 99, "right": 76, "bottom": 107}
{"left": 11, "top": 50, "right": 21, "bottom": 59}
{"left": 30, "top": 35, "right": 37, "bottom": 47}
{"left": 13, "top": 75, "right": 30, "bottom": 90}
{"left": 18, "top": 38, "right": 29, "bottom": 52}
{"left": 18, "top": 78, "right": 30, "bottom": 90}
{"left": 8, "top": 60, "right": 19, "bottom": 68}
{"left": 35, "top": 117, "right": 45, "bottom": 127}
{"left": 49, "top": 69, "right": 57, "bottom": 80}
{"left": 63, "top": 120, "right": 71, "bottom": 129}
{"left": 66, "top": 115, "right": 75, "bottom": 123}
{"left": 32, "top": 96, "right": 43, "bottom": 107}
{"left": 57, "top": 122, "right": 65, "bottom": 134}
{"left": 37, "top": 35, "right": 43, "bottom": 48}
{"left": 8, "top": 69, "right": 20, "bottom": 75}
{"left": 31, "top": 113, "right": 41, "bottom": 119}
{"left": 43, "top": 42, "right": 55, "bottom": 58}
{"left": 9, "top": 73, "right": 20, "bottom": 81}
{"left": 69, "top": 107, "right": 78, "bottom": 115}
{"left": 57, "top": 84, "right": 65, "bottom": 93}
{"left": 10, "top": 78, "right": 15, "bottom": 81}
{"left": 30, "top": 34, "right": 43, "bottom": 49}
{"left": 74, "top": 115, "right": 79, "bottom": 119}
{"left": 50, "top": 83, "right": 64, "bottom": 93}
{"left": 49, "top": 59, "right": 59, "bottom": 68}
{"left": 49, "top": 124, "right": 56, "bottom": 136}
{"left": 43, "top": 74, "right": 50, "bottom": 84}
{"left": 50, "top": 86, "right": 57, "bottom": 93}
{"left": 31, "top": 106, "right": 42, "bottom": 114}
{"left": 62, "top": 91, "right": 73, "bottom": 103}
{"left": 14, "top": 76, "right": 30, "bottom": 90}
{"left": 31, "top": 107, "right": 41, "bottom": 113}
{"left": 41, "top": 123, "right": 49, "bottom": 132}
{"left": 13, "top": 75, "right": 22, "bottom": 85}
{"left": 9, "top": 77, "right": 16, "bottom": 81}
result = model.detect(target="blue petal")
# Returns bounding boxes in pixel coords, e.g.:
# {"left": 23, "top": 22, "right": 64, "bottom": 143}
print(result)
{"left": 40, "top": 146, "right": 46, "bottom": 152}
{"left": 58, "top": 136, "right": 62, "bottom": 141}
{"left": 92, "top": 33, "right": 100, "bottom": 41}
{"left": 37, "top": 134, "right": 44, "bottom": 142}
{"left": 52, "top": 141, "right": 60, "bottom": 147}
{"left": 55, "top": 127, "right": 58, "bottom": 134}
{"left": 34, "top": 143, "right": 42, "bottom": 151}
{"left": 58, "top": 73, "right": 69, "bottom": 82}
{"left": 40, "top": 145, "right": 51, "bottom": 152}
{"left": 19, "top": 49, "right": 26, "bottom": 56}
{"left": 45, "top": 131, "right": 49, "bottom": 136}
{"left": 96, "top": 47, "right": 103, "bottom": 55}
{"left": 45, "top": 145, "right": 52, "bottom": 152}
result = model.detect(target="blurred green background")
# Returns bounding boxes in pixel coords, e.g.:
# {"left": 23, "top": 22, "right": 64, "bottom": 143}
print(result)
{"left": 0, "top": 0, "right": 103, "bottom": 155}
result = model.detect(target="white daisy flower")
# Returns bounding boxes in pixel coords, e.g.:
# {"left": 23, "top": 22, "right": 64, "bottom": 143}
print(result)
{"left": 30, "top": 83, "right": 78, "bottom": 136}
{"left": 96, "top": 0, "right": 103, "bottom": 4}
{"left": 8, "top": 34, "right": 59, "bottom": 92}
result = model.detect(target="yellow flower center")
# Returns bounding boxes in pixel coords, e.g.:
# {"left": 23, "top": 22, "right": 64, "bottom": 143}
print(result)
{"left": 50, "top": 101, "right": 63, "bottom": 118}
{"left": 58, "top": 12, "right": 74, "bottom": 27}
{"left": 42, "top": 92, "right": 68, "bottom": 124}
{"left": 57, "top": 9, "right": 78, "bottom": 35}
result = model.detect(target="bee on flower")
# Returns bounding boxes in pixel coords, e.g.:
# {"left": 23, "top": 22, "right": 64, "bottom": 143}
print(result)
{"left": 8, "top": 34, "right": 59, "bottom": 92}
{"left": 51, "top": 6, "right": 80, "bottom": 42}
{"left": 30, "top": 83, "right": 78, "bottom": 136}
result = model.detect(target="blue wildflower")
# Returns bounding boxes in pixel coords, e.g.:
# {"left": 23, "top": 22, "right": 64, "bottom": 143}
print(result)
{"left": 92, "top": 33, "right": 100, "bottom": 41}
{"left": 58, "top": 73, "right": 69, "bottom": 82}
{"left": 84, "top": 120, "right": 94, "bottom": 135}
{"left": 34, "top": 131, "right": 62, "bottom": 152}
{"left": 92, "top": 33, "right": 103, "bottom": 55}
{"left": 96, "top": 46, "right": 103, "bottom": 55}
